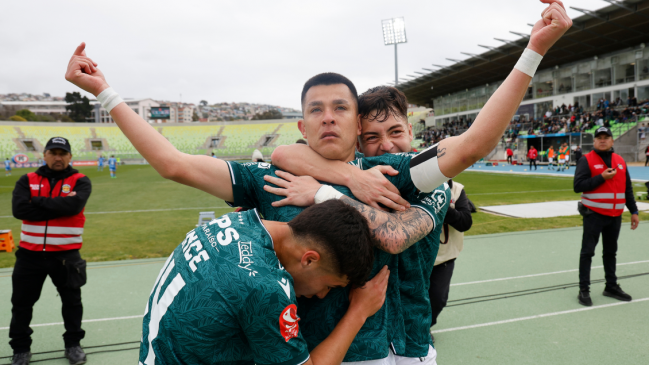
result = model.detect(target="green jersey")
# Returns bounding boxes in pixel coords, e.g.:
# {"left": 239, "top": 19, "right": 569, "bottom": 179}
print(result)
{"left": 138, "top": 210, "right": 310, "bottom": 365}
{"left": 351, "top": 153, "right": 451, "bottom": 357}
{"left": 226, "top": 154, "right": 434, "bottom": 361}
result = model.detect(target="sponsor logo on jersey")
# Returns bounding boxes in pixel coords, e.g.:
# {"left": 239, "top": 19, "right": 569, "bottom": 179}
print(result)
{"left": 279, "top": 304, "right": 300, "bottom": 342}
{"left": 258, "top": 162, "right": 271, "bottom": 169}
{"left": 62, "top": 184, "right": 71, "bottom": 194}
{"left": 238, "top": 241, "right": 258, "bottom": 276}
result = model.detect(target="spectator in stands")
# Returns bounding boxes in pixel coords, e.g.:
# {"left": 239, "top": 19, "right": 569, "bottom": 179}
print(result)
{"left": 527, "top": 146, "right": 538, "bottom": 170}
{"left": 9, "top": 137, "right": 91, "bottom": 365}
{"left": 428, "top": 179, "right": 473, "bottom": 343}
{"left": 506, "top": 147, "right": 513, "bottom": 164}
{"left": 574, "top": 126, "right": 639, "bottom": 307}
{"left": 639, "top": 123, "right": 646, "bottom": 143}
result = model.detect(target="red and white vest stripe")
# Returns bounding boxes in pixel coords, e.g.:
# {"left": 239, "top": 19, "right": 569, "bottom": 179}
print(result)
{"left": 581, "top": 151, "right": 627, "bottom": 217}
{"left": 20, "top": 172, "right": 86, "bottom": 251}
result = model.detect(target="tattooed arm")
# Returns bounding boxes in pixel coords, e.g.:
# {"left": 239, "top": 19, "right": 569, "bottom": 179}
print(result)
{"left": 339, "top": 196, "right": 434, "bottom": 254}
{"left": 263, "top": 171, "right": 434, "bottom": 254}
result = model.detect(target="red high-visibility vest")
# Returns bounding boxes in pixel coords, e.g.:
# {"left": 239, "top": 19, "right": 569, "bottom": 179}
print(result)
{"left": 581, "top": 151, "right": 627, "bottom": 217}
{"left": 528, "top": 149, "right": 538, "bottom": 159}
{"left": 20, "top": 172, "right": 86, "bottom": 251}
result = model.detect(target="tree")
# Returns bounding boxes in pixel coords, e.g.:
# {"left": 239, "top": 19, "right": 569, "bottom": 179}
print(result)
{"left": 16, "top": 109, "right": 37, "bottom": 121}
{"left": 199, "top": 100, "right": 208, "bottom": 106}
{"left": 251, "top": 109, "right": 283, "bottom": 120}
{"left": 192, "top": 110, "right": 199, "bottom": 121}
{"left": 9, "top": 115, "right": 27, "bottom": 122}
{"left": 65, "top": 92, "right": 93, "bottom": 122}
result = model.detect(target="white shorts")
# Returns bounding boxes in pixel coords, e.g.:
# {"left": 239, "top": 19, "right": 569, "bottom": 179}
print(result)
{"left": 395, "top": 345, "right": 437, "bottom": 365}
{"left": 342, "top": 351, "right": 396, "bottom": 365}
{"left": 548, "top": 158, "right": 554, "bottom": 163}
{"left": 559, "top": 159, "right": 565, "bottom": 164}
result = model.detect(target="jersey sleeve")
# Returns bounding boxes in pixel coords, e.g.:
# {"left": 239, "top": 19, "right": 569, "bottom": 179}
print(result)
{"left": 410, "top": 182, "right": 451, "bottom": 232}
{"left": 238, "top": 280, "right": 310, "bottom": 365}
{"left": 351, "top": 153, "right": 419, "bottom": 201}
{"left": 225, "top": 161, "right": 262, "bottom": 209}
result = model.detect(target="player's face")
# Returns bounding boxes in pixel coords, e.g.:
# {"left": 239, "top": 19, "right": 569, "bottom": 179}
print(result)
{"left": 594, "top": 134, "right": 614, "bottom": 151}
{"left": 44, "top": 149, "right": 71, "bottom": 171}
{"left": 358, "top": 114, "right": 413, "bottom": 157}
{"left": 292, "top": 270, "right": 349, "bottom": 299}
{"left": 299, "top": 84, "right": 361, "bottom": 162}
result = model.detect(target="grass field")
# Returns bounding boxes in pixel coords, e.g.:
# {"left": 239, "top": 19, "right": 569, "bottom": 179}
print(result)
{"left": 1, "top": 165, "right": 648, "bottom": 268}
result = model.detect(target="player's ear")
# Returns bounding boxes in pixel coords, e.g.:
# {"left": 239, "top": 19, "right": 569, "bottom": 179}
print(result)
{"left": 297, "top": 119, "right": 307, "bottom": 139}
{"left": 301, "top": 250, "right": 321, "bottom": 268}
{"left": 356, "top": 114, "right": 362, "bottom": 136}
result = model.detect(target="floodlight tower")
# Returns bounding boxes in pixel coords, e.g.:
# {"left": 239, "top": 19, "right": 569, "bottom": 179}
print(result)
{"left": 382, "top": 17, "right": 407, "bottom": 86}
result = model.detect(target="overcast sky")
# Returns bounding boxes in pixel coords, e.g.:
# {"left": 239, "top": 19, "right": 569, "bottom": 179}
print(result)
{"left": 1, "top": 0, "right": 607, "bottom": 109}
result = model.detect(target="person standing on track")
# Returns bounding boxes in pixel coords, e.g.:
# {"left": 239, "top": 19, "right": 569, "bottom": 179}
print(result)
{"left": 547, "top": 145, "right": 556, "bottom": 170}
{"left": 645, "top": 145, "right": 649, "bottom": 167}
{"left": 574, "top": 126, "right": 639, "bottom": 307}
{"left": 107, "top": 155, "right": 117, "bottom": 178}
{"left": 558, "top": 142, "right": 568, "bottom": 171}
{"left": 9, "top": 137, "right": 91, "bottom": 365}
{"left": 527, "top": 146, "right": 538, "bottom": 170}
{"left": 506, "top": 146, "right": 514, "bottom": 164}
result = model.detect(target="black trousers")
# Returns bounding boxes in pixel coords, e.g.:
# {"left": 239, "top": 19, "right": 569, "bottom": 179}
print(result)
{"left": 579, "top": 213, "right": 622, "bottom": 290}
{"left": 645, "top": 155, "right": 649, "bottom": 167}
{"left": 529, "top": 159, "right": 537, "bottom": 170}
{"left": 428, "top": 259, "right": 455, "bottom": 328}
{"left": 9, "top": 248, "right": 85, "bottom": 353}
{"left": 507, "top": 156, "right": 512, "bottom": 164}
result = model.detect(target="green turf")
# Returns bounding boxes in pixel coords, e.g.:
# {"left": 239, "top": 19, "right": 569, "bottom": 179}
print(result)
{"left": 1, "top": 167, "right": 648, "bottom": 268}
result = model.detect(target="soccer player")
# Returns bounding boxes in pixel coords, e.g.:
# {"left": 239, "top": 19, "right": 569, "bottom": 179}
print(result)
{"left": 97, "top": 155, "right": 105, "bottom": 171}
{"left": 547, "top": 145, "right": 556, "bottom": 170}
{"left": 267, "top": 85, "right": 451, "bottom": 362}
{"left": 108, "top": 155, "right": 117, "bottom": 178}
{"left": 558, "top": 142, "right": 569, "bottom": 171}
{"left": 4, "top": 157, "right": 11, "bottom": 176}
{"left": 139, "top": 201, "right": 388, "bottom": 365}
{"left": 65, "top": 3, "right": 570, "bottom": 360}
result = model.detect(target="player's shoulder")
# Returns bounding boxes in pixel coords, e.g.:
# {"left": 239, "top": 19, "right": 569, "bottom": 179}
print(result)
{"left": 350, "top": 152, "right": 412, "bottom": 170}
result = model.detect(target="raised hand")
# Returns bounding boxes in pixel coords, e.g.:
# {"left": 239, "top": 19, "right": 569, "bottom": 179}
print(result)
{"left": 65, "top": 42, "right": 109, "bottom": 96}
{"left": 527, "top": 0, "right": 573, "bottom": 56}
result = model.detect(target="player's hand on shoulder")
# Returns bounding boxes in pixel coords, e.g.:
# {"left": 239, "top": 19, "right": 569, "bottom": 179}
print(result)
{"left": 348, "top": 266, "right": 390, "bottom": 320}
{"left": 65, "top": 42, "right": 109, "bottom": 96}
{"left": 349, "top": 166, "right": 410, "bottom": 212}
{"left": 527, "top": 0, "right": 572, "bottom": 56}
{"left": 264, "top": 170, "right": 321, "bottom": 207}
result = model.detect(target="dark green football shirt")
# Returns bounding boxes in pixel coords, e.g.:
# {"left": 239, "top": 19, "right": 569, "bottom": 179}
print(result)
{"left": 356, "top": 153, "right": 451, "bottom": 357}
{"left": 139, "top": 210, "right": 310, "bottom": 365}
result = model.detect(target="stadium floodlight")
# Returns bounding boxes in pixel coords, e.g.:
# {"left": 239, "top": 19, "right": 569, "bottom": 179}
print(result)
{"left": 382, "top": 17, "right": 407, "bottom": 86}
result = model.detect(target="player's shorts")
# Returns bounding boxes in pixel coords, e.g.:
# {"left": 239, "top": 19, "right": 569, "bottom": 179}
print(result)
{"left": 109, "top": 168, "right": 116, "bottom": 172}
{"left": 548, "top": 158, "right": 554, "bottom": 163}
{"left": 559, "top": 159, "right": 565, "bottom": 164}
{"left": 342, "top": 351, "right": 396, "bottom": 365}
{"left": 5, "top": 167, "right": 10, "bottom": 171}
{"left": 394, "top": 346, "right": 437, "bottom": 365}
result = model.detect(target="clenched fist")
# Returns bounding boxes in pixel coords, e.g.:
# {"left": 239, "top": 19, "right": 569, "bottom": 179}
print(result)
{"left": 64, "top": 43, "right": 110, "bottom": 97}
{"left": 527, "top": 0, "right": 573, "bottom": 56}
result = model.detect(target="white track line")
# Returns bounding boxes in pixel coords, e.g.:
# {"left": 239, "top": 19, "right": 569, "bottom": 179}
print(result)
{"left": 0, "top": 315, "right": 143, "bottom": 331}
{"left": 0, "top": 206, "right": 231, "bottom": 219}
{"left": 451, "top": 259, "right": 649, "bottom": 287}
{"left": 431, "top": 297, "right": 649, "bottom": 334}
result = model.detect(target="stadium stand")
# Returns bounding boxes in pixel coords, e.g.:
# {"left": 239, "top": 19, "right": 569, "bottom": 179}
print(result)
{"left": 0, "top": 120, "right": 304, "bottom": 163}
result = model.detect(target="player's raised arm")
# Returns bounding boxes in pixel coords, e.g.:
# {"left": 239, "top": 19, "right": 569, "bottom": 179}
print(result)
{"left": 64, "top": 43, "right": 234, "bottom": 201}
{"left": 412, "top": 0, "right": 572, "bottom": 191}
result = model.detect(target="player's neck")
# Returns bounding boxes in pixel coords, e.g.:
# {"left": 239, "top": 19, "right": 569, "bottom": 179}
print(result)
{"left": 262, "top": 220, "right": 295, "bottom": 267}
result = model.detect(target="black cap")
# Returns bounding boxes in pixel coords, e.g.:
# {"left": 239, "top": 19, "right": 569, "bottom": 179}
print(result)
{"left": 44, "top": 137, "right": 71, "bottom": 153}
{"left": 594, "top": 127, "right": 612, "bottom": 137}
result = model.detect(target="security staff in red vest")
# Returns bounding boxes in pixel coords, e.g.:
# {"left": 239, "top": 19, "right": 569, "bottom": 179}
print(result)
{"left": 10, "top": 137, "right": 91, "bottom": 365}
{"left": 573, "top": 127, "right": 639, "bottom": 307}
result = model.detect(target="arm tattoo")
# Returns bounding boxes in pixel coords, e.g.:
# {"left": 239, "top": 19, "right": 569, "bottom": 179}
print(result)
{"left": 437, "top": 147, "right": 447, "bottom": 158}
{"left": 339, "top": 196, "right": 435, "bottom": 254}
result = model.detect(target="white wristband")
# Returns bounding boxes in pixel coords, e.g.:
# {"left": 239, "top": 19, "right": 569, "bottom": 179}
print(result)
{"left": 514, "top": 48, "right": 543, "bottom": 77}
{"left": 314, "top": 185, "right": 343, "bottom": 204}
{"left": 96, "top": 87, "right": 124, "bottom": 113}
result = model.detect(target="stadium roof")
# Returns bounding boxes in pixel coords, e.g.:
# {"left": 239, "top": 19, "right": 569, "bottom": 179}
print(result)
{"left": 397, "top": 0, "right": 649, "bottom": 106}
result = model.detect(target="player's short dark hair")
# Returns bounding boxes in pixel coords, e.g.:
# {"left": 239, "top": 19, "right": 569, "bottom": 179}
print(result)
{"left": 288, "top": 200, "right": 375, "bottom": 287}
{"left": 301, "top": 73, "right": 358, "bottom": 111}
{"left": 358, "top": 85, "right": 409, "bottom": 123}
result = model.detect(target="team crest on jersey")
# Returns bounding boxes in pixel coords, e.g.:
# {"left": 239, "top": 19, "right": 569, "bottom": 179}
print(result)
{"left": 279, "top": 304, "right": 300, "bottom": 342}
{"left": 419, "top": 189, "right": 447, "bottom": 214}
{"left": 258, "top": 162, "right": 271, "bottom": 169}
{"left": 617, "top": 164, "right": 624, "bottom": 170}
{"left": 62, "top": 184, "right": 71, "bottom": 194}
